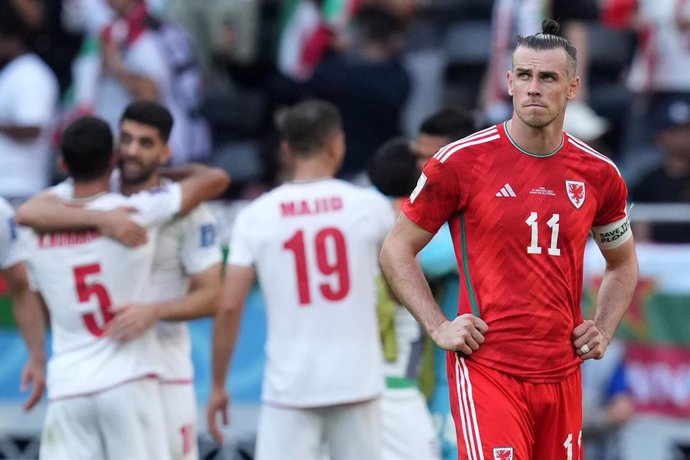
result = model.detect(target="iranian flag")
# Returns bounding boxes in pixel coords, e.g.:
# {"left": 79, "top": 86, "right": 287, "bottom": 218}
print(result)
{"left": 583, "top": 242, "right": 690, "bottom": 417}
{"left": 277, "top": 0, "right": 360, "bottom": 81}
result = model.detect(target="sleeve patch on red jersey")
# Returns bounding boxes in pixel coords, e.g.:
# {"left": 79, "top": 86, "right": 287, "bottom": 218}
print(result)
{"left": 409, "top": 173, "right": 427, "bottom": 203}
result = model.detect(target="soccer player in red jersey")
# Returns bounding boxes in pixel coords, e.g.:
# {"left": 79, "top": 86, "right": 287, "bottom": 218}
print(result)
{"left": 380, "top": 19, "right": 639, "bottom": 460}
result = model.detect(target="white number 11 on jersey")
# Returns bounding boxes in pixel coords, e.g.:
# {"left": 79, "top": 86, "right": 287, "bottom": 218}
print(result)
{"left": 525, "top": 212, "right": 561, "bottom": 256}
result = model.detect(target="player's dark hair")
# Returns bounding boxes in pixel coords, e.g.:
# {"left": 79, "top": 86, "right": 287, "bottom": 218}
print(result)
{"left": 368, "top": 137, "right": 419, "bottom": 198}
{"left": 276, "top": 99, "right": 343, "bottom": 158}
{"left": 0, "top": 2, "right": 31, "bottom": 45}
{"left": 60, "top": 116, "right": 114, "bottom": 182}
{"left": 120, "top": 100, "right": 174, "bottom": 142}
{"left": 420, "top": 107, "right": 476, "bottom": 141}
{"left": 515, "top": 19, "right": 577, "bottom": 75}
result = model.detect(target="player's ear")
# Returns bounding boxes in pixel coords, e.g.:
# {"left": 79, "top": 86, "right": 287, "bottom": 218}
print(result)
{"left": 567, "top": 76, "right": 580, "bottom": 100}
{"left": 160, "top": 144, "right": 171, "bottom": 166}
{"left": 57, "top": 155, "right": 68, "bottom": 175}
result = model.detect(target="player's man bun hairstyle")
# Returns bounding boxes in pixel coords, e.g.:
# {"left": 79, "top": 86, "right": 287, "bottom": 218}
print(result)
{"left": 515, "top": 18, "right": 577, "bottom": 75}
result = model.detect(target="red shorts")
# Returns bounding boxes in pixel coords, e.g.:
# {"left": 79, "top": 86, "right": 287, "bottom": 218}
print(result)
{"left": 447, "top": 353, "right": 582, "bottom": 460}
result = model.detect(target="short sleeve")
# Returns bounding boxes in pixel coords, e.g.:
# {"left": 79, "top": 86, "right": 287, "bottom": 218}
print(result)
{"left": 402, "top": 158, "right": 462, "bottom": 234}
{"left": 593, "top": 169, "right": 629, "bottom": 227}
{"left": 227, "top": 207, "right": 255, "bottom": 267}
{"left": 591, "top": 169, "right": 632, "bottom": 249}
{"left": 0, "top": 200, "right": 23, "bottom": 269}
{"left": 12, "top": 60, "right": 58, "bottom": 126}
{"left": 180, "top": 204, "right": 222, "bottom": 274}
{"left": 126, "top": 182, "right": 182, "bottom": 227}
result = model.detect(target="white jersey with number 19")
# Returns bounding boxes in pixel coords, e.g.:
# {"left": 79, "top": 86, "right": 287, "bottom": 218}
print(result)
{"left": 229, "top": 179, "right": 395, "bottom": 407}
{"left": 24, "top": 183, "right": 182, "bottom": 400}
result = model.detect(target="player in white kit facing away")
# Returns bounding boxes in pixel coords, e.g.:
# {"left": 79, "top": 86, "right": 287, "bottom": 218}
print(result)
{"left": 18, "top": 115, "right": 228, "bottom": 459}
{"left": 207, "top": 100, "right": 394, "bottom": 459}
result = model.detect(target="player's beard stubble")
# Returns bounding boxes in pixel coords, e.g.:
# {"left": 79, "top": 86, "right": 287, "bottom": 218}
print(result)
{"left": 118, "top": 157, "right": 158, "bottom": 184}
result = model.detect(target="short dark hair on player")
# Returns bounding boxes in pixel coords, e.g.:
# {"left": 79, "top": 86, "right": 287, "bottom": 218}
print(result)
{"left": 276, "top": 99, "right": 343, "bottom": 158}
{"left": 120, "top": 100, "right": 174, "bottom": 142}
{"left": 420, "top": 107, "right": 476, "bottom": 141}
{"left": 60, "top": 116, "right": 114, "bottom": 182}
{"left": 515, "top": 19, "right": 577, "bottom": 76}
{"left": 368, "top": 137, "right": 419, "bottom": 198}
{"left": 0, "top": 2, "right": 31, "bottom": 45}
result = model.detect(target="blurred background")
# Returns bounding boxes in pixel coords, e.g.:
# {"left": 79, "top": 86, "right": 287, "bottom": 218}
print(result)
{"left": 0, "top": 0, "right": 689, "bottom": 458}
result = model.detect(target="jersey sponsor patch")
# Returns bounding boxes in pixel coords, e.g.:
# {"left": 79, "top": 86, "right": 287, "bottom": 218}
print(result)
{"left": 410, "top": 173, "right": 427, "bottom": 203}
{"left": 565, "top": 180, "right": 585, "bottom": 209}
{"left": 199, "top": 223, "right": 216, "bottom": 247}
{"left": 592, "top": 216, "right": 632, "bottom": 249}
{"left": 493, "top": 447, "right": 514, "bottom": 460}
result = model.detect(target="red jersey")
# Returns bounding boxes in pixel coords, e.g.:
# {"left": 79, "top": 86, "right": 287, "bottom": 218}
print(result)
{"left": 403, "top": 122, "right": 629, "bottom": 382}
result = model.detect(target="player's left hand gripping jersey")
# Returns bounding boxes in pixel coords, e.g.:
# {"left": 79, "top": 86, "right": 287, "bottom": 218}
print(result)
{"left": 403, "top": 123, "right": 631, "bottom": 382}
{"left": 24, "top": 183, "right": 182, "bottom": 399}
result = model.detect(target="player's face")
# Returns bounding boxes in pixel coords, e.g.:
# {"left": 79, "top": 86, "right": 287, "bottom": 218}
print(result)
{"left": 118, "top": 120, "right": 169, "bottom": 184}
{"left": 508, "top": 47, "right": 578, "bottom": 130}
{"left": 414, "top": 134, "right": 450, "bottom": 170}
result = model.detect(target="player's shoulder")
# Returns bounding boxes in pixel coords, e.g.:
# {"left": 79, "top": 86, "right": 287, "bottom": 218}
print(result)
{"left": 431, "top": 125, "right": 504, "bottom": 165}
{"left": 564, "top": 133, "right": 622, "bottom": 177}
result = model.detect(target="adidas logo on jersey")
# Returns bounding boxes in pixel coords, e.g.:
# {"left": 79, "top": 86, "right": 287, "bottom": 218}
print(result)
{"left": 496, "top": 184, "right": 517, "bottom": 197}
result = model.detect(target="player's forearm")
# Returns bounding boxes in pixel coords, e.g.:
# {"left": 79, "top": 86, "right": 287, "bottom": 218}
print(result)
{"left": 380, "top": 235, "right": 448, "bottom": 338}
{"left": 11, "top": 289, "right": 46, "bottom": 363}
{"left": 154, "top": 265, "right": 222, "bottom": 321}
{"left": 163, "top": 164, "right": 230, "bottom": 214}
{"left": 16, "top": 193, "right": 101, "bottom": 231}
{"left": 210, "top": 305, "right": 242, "bottom": 389}
{"left": 594, "top": 253, "right": 639, "bottom": 343}
{"left": 0, "top": 124, "right": 41, "bottom": 141}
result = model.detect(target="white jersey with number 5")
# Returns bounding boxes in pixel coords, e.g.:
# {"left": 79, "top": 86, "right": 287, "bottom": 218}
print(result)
{"left": 24, "top": 183, "right": 182, "bottom": 400}
{"left": 0, "top": 197, "right": 22, "bottom": 269}
{"left": 229, "top": 178, "right": 395, "bottom": 407}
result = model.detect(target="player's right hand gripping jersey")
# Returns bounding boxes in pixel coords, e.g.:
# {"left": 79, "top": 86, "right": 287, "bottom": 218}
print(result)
{"left": 24, "top": 183, "right": 182, "bottom": 399}
{"left": 403, "top": 124, "right": 631, "bottom": 382}
{"left": 229, "top": 179, "right": 395, "bottom": 407}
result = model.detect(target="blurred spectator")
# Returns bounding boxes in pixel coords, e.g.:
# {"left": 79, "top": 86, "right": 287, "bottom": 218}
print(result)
{"left": 89, "top": 0, "right": 199, "bottom": 164}
{"left": 413, "top": 106, "right": 475, "bottom": 171}
{"left": 162, "top": 0, "right": 260, "bottom": 80}
{"left": 631, "top": 103, "right": 690, "bottom": 243}
{"left": 582, "top": 340, "right": 635, "bottom": 460}
{"left": 368, "top": 137, "right": 440, "bottom": 460}
{"left": 481, "top": 0, "right": 608, "bottom": 141}
{"left": 621, "top": 0, "right": 690, "bottom": 181}
{"left": 272, "top": 5, "right": 411, "bottom": 181}
{"left": 0, "top": 2, "right": 59, "bottom": 204}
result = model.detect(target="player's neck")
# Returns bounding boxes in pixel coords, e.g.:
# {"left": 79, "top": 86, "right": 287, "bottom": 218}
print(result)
{"left": 506, "top": 118, "right": 564, "bottom": 156}
{"left": 72, "top": 177, "right": 111, "bottom": 200}
{"left": 119, "top": 173, "right": 161, "bottom": 196}
{"left": 291, "top": 159, "right": 335, "bottom": 182}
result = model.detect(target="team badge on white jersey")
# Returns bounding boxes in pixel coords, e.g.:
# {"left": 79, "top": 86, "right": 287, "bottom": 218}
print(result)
{"left": 493, "top": 446, "right": 514, "bottom": 460}
{"left": 565, "top": 180, "right": 586, "bottom": 209}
